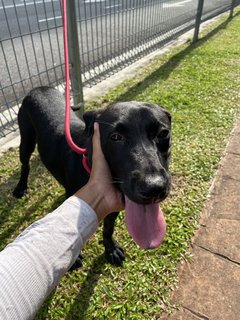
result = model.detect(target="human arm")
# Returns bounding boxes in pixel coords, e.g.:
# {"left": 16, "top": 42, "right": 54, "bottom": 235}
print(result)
{"left": 0, "top": 197, "right": 98, "bottom": 320}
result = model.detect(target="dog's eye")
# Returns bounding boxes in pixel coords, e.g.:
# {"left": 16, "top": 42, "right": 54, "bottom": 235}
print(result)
{"left": 110, "top": 133, "right": 124, "bottom": 141}
{"left": 157, "top": 129, "right": 171, "bottom": 152}
{"left": 158, "top": 129, "right": 170, "bottom": 140}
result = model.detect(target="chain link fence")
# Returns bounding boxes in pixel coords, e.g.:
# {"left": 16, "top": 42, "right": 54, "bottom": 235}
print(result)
{"left": 1, "top": 0, "right": 239, "bottom": 138}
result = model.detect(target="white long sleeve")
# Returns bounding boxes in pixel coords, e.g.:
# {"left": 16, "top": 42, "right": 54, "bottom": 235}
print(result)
{"left": 0, "top": 196, "right": 98, "bottom": 320}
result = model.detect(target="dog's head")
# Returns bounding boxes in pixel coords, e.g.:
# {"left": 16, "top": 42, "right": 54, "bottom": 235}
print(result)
{"left": 83, "top": 102, "right": 171, "bottom": 249}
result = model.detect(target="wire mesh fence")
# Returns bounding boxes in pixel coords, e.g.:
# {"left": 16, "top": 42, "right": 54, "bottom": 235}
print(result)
{"left": 77, "top": 0, "right": 199, "bottom": 86}
{"left": 0, "top": 0, "right": 239, "bottom": 138}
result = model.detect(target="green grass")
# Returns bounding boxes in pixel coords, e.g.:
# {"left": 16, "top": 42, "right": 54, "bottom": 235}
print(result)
{"left": 1, "top": 10, "right": 240, "bottom": 319}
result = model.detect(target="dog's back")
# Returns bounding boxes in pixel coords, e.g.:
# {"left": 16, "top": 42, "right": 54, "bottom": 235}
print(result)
{"left": 13, "top": 87, "right": 87, "bottom": 198}
{"left": 20, "top": 87, "right": 84, "bottom": 141}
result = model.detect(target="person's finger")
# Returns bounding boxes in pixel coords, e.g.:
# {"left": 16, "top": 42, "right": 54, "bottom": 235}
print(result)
{"left": 91, "top": 122, "right": 110, "bottom": 176}
{"left": 92, "top": 122, "right": 104, "bottom": 168}
{"left": 92, "top": 122, "right": 101, "bottom": 159}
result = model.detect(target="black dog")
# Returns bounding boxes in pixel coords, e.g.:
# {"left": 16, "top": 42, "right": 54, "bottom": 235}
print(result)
{"left": 13, "top": 86, "right": 171, "bottom": 267}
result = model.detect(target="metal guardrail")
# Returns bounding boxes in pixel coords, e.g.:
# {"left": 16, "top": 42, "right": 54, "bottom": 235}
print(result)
{"left": 0, "top": 0, "right": 239, "bottom": 138}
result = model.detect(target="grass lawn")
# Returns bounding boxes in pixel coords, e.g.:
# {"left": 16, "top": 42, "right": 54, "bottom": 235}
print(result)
{"left": 1, "top": 9, "right": 240, "bottom": 319}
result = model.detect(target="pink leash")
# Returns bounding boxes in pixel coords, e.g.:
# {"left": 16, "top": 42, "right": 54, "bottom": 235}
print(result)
{"left": 62, "top": 0, "right": 91, "bottom": 174}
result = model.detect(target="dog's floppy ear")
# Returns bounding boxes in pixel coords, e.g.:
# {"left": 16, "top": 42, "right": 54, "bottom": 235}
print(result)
{"left": 163, "top": 108, "right": 171, "bottom": 125}
{"left": 83, "top": 109, "right": 102, "bottom": 136}
{"left": 159, "top": 105, "right": 171, "bottom": 126}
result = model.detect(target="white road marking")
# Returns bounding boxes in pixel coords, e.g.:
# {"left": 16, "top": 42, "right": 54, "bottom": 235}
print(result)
{"left": 163, "top": 0, "right": 193, "bottom": 8}
{"left": 105, "top": 4, "right": 121, "bottom": 9}
{"left": 84, "top": 0, "right": 106, "bottom": 3}
{"left": 0, "top": 0, "right": 58, "bottom": 10}
{"left": 38, "top": 16, "right": 62, "bottom": 23}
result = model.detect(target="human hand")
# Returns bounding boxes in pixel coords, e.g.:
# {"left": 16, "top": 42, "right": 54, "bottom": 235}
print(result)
{"left": 75, "top": 122, "right": 124, "bottom": 221}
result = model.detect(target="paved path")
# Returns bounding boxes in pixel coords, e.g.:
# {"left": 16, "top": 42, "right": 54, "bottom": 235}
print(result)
{"left": 162, "top": 119, "right": 240, "bottom": 319}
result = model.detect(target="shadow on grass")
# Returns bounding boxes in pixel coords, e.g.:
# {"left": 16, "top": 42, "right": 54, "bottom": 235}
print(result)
{"left": 0, "top": 155, "right": 65, "bottom": 249}
{"left": 66, "top": 254, "right": 107, "bottom": 320}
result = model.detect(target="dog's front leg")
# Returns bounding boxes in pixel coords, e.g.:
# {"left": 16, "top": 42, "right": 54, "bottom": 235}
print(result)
{"left": 102, "top": 212, "right": 125, "bottom": 266}
{"left": 69, "top": 254, "right": 84, "bottom": 271}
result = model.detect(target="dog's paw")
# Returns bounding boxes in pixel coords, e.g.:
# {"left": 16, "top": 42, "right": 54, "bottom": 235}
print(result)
{"left": 69, "top": 255, "right": 83, "bottom": 271}
{"left": 103, "top": 238, "right": 125, "bottom": 266}
{"left": 12, "top": 186, "right": 27, "bottom": 199}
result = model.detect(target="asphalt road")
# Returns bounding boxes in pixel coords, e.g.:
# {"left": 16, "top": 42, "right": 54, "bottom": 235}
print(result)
{"left": 1, "top": 0, "right": 197, "bottom": 40}
{"left": 0, "top": 0, "right": 199, "bottom": 108}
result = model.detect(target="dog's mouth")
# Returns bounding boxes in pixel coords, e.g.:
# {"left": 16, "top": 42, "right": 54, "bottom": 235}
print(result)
{"left": 124, "top": 195, "right": 166, "bottom": 250}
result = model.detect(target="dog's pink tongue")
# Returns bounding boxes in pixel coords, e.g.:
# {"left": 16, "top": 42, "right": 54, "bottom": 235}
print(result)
{"left": 124, "top": 196, "right": 166, "bottom": 249}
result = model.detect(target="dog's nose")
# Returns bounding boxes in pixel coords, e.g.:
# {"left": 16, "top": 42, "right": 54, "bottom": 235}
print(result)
{"left": 139, "top": 175, "right": 169, "bottom": 202}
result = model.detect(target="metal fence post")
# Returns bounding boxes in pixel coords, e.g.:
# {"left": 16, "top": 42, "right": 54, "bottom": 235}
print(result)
{"left": 66, "top": 0, "right": 84, "bottom": 119}
{"left": 193, "top": 0, "right": 204, "bottom": 43}
{"left": 229, "top": 0, "right": 236, "bottom": 18}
